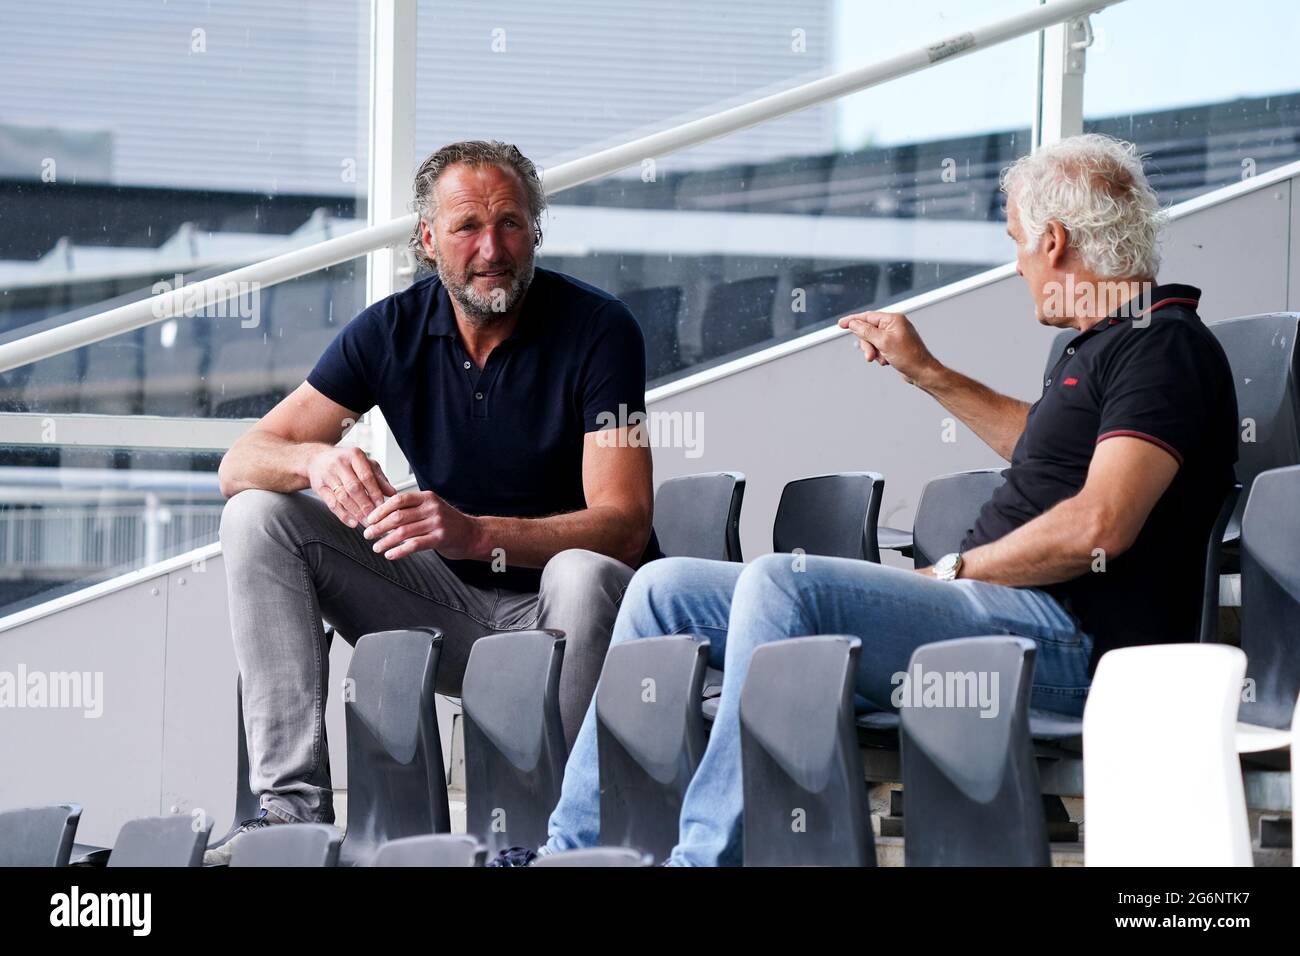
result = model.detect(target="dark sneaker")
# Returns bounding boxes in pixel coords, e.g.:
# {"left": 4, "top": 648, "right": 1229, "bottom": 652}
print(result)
{"left": 487, "top": 846, "right": 539, "bottom": 867}
{"left": 202, "top": 809, "right": 289, "bottom": 866}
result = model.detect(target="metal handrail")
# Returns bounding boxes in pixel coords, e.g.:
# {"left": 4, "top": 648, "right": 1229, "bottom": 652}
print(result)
{"left": 0, "top": 0, "right": 1125, "bottom": 375}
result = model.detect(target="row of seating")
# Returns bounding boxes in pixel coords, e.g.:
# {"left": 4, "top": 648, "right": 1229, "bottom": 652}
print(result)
{"left": 2, "top": 310, "right": 1296, "bottom": 866}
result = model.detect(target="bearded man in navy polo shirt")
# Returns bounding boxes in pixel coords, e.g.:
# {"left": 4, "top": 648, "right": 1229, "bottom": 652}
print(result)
{"left": 527, "top": 133, "right": 1239, "bottom": 867}
{"left": 209, "top": 141, "right": 659, "bottom": 863}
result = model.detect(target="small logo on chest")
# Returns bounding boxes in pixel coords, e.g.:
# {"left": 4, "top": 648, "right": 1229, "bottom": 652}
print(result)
{"left": 1063, "top": 377, "right": 1079, "bottom": 387}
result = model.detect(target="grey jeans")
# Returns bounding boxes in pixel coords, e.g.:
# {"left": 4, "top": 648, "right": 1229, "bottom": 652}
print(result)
{"left": 219, "top": 488, "right": 635, "bottom": 824}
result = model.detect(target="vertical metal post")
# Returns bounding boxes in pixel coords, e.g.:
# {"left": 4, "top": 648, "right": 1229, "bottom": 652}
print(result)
{"left": 1035, "top": 8, "right": 1092, "bottom": 149}
{"left": 363, "top": 0, "right": 418, "bottom": 481}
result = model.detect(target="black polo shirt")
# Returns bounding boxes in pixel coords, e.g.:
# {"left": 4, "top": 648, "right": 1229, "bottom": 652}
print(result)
{"left": 307, "top": 267, "right": 661, "bottom": 591}
{"left": 962, "top": 283, "right": 1238, "bottom": 670}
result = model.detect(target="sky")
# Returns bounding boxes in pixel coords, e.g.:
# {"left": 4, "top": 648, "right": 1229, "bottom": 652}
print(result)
{"left": 832, "top": 0, "right": 1300, "bottom": 148}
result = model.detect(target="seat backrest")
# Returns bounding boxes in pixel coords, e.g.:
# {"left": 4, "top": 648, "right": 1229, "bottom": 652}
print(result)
{"left": 0, "top": 804, "right": 81, "bottom": 867}
{"left": 900, "top": 637, "right": 1047, "bottom": 866}
{"left": 108, "top": 815, "right": 213, "bottom": 868}
{"left": 1208, "top": 312, "right": 1300, "bottom": 538}
{"left": 653, "top": 472, "right": 745, "bottom": 562}
{"left": 621, "top": 285, "right": 684, "bottom": 381}
{"left": 229, "top": 823, "right": 342, "bottom": 867}
{"left": 461, "top": 630, "right": 567, "bottom": 856}
{"left": 740, "top": 636, "right": 874, "bottom": 867}
{"left": 341, "top": 628, "right": 448, "bottom": 865}
{"left": 371, "top": 834, "right": 486, "bottom": 867}
{"left": 531, "top": 847, "right": 653, "bottom": 867}
{"left": 1199, "top": 483, "right": 1241, "bottom": 643}
{"left": 1083, "top": 643, "right": 1251, "bottom": 866}
{"left": 911, "top": 469, "right": 1005, "bottom": 567}
{"left": 772, "top": 472, "right": 884, "bottom": 563}
{"left": 699, "top": 275, "right": 778, "bottom": 360}
{"left": 1238, "top": 466, "right": 1300, "bottom": 730}
{"left": 596, "top": 635, "right": 710, "bottom": 862}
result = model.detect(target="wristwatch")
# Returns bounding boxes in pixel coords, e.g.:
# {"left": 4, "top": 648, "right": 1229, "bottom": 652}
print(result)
{"left": 934, "top": 552, "right": 963, "bottom": 581}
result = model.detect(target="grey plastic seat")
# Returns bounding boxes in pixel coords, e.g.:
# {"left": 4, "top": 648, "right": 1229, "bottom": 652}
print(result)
{"left": 621, "top": 285, "right": 684, "bottom": 380}
{"left": 772, "top": 472, "right": 885, "bottom": 562}
{"left": 461, "top": 630, "right": 567, "bottom": 856}
{"left": 371, "top": 834, "right": 486, "bottom": 867}
{"left": 1237, "top": 466, "right": 1300, "bottom": 734}
{"left": 899, "top": 636, "right": 1049, "bottom": 866}
{"left": 0, "top": 804, "right": 82, "bottom": 866}
{"left": 698, "top": 275, "right": 778, "bottom": 361}
{"left": 877, "top": 469, "right": 1005, "bottom": 564}
{"left": 596, "top": 635, "right": 710, "bottom": 862}
{"left": 740, "top": 636, "right": 874, "bottom": 866}
{"left": 653, "top": 472, "right": 745, "bottom": 562}
{"left": 532, "top": 847, "right": 653, "bottom": 867}
{"left": 229, "top": 823, "right": 342, "bottom": 867}
{"left": 1207, "top": 313, "right": 1300, "bottom": 550}
{"left": 107, "top": 815, "right": 213, "bottom": 867}
{"left": 339, "top": 627, "right": 448, "bottom": 866}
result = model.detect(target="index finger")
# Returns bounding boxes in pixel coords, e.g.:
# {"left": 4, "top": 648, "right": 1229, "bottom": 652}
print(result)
{"left": 347, "top": 449, "right": 387, "bottom": 510}
{"left": 365, "top": 489, "right": 421, "bottom": 527}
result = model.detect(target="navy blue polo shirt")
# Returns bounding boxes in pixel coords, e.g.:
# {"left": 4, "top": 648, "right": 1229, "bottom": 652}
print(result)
{"left": 962, "top": 283, "right": 1239, "bottom": 670}
{"left": 307, "top": 267, "right": 661, "bottom": 591}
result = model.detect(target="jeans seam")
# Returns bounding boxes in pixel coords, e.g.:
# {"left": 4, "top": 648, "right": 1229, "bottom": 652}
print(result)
{"left": 298, "top": 536, "right": 505, "bottom": 631}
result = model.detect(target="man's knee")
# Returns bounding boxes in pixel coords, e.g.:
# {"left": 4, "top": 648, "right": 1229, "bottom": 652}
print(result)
{"left": 220, "top": 488, "right": 320, "bottom": 549}
{"left": 539, "top": 548, "right": 633, "bottom": 604}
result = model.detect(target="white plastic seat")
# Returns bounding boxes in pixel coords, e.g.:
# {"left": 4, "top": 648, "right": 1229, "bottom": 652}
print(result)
{"left": 1084, "top": 644, "right": 1252, "bottom": 867}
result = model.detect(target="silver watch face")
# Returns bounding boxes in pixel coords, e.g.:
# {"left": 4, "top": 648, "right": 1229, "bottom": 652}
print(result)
{"left": 936, "top": 553, "right": 961, "bottom": 578}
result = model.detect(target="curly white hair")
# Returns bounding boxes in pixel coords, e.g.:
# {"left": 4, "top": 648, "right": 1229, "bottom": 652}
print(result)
{"left": 1001, "top": 133, "right": 1167, "bottom": 279}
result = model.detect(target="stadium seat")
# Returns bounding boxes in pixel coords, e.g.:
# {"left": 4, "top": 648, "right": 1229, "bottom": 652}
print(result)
{"left": 1207, "top": 313, "right": 1300, "bottom": 555}
{"left": 461, "top": 630, "right": 567, "bottom": 856}
{"left": 1235, "top": 465, "right": 1300, "bottom": 752}
{"left": 652, "top": 471, "right": 745, "bottom": 562}
{"left": 698, "top": 275, "right": 778, "bottom": 361}
{"left": 532, "top": 847, "right": 654, "bottom": 867}
{"left": 0, "top": 803, "right": 82, "bottom": 867}
{"left": 107, "top": 815, "right": 213, "bottom": 868}
{"left": 596, "top": 635, "right": 710, "bottom": 862}
{"left": 877, "top": 468, "right": 1005, "bottom": 564}
{"left": 772, "top": 471, "right": 885, "bottom": 562}
{"left": 899, "top": 637, "right": 1049, "bottom": 866}
{"left": 621, "top": 285, "right": 685, "bottom": 381}
{"left": 1083, "top": 643, "right": 1252, "bottom": 866}
{"left": 789, "top": 263, "right": 881, "bottom": 329}
{"left": 229, "top": 823, "right": 342, "bottom": 867}
{"left": 371, "top": 834, "right": 486, "bottom": 867}
{"left": 339, "top": 627, "right": 448, "bottom": 866}
{"left": 740, "top": 636, "right": 875, "bottom": 866}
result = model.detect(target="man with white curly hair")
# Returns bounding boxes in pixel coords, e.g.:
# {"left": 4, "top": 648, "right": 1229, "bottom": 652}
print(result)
{"left": 510, "top": 133, "right": 1239, "bottom": 868}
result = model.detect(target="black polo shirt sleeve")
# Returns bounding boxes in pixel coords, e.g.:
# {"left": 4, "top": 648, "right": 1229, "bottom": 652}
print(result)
{"left": 1094, "top": 319, "right": 1215, "bottom": 466}
{"left": 306, "top": 306, "right": 387, "bottom": 416}
{"left": 578, "top": 300, "right": 649, "bottom": 433}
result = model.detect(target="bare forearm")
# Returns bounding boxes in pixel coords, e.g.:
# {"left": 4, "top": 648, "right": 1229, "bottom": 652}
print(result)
{"left": 218, "top": 431, "right": 331, "bottom": 498}
{"left": 957, "top": 495, "right": 1114, "bottom": 587}
{"left": 472, "top": 505, "right": 650, "bottom": 570}
{"left": 913, "top": 364, "right": 1030, "bottom": 461}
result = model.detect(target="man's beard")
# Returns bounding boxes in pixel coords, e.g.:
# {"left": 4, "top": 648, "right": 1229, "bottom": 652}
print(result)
{"left": 435, "top": 245, "right": 535, "bottom": 326}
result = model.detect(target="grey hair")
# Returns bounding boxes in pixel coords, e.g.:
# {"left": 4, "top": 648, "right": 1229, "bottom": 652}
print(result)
{"left": 408, "top": 140, "right": 546, "bottom": 271}
{"left": 1000, "top": 133, "right": 1166, "bottom": 279}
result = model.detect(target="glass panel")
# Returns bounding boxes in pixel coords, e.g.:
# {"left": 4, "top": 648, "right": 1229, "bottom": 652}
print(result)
{"left": 0, "top": 1, "right": 371, "bottom": 354}
{"left": 408, "top": 0, "right": 1038, "bottom": 381}
{"left": 0, "top": 255, "right": 367, "bottom": 420}
{"left": 1083, "top": 0, "right": 1300, "bottom": 202}
{"left": 0, "top": 445, "right": 224, "bottom": 619}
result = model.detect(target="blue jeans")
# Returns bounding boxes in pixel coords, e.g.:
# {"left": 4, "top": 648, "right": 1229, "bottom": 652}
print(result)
{"left": 544, "top": 553, "right": 1094, "bottom": 866}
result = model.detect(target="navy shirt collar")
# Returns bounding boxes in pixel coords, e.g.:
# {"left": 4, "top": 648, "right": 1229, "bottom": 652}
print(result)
{"left": 1065, "top": 282, "right": 1202, "bottom": 344}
